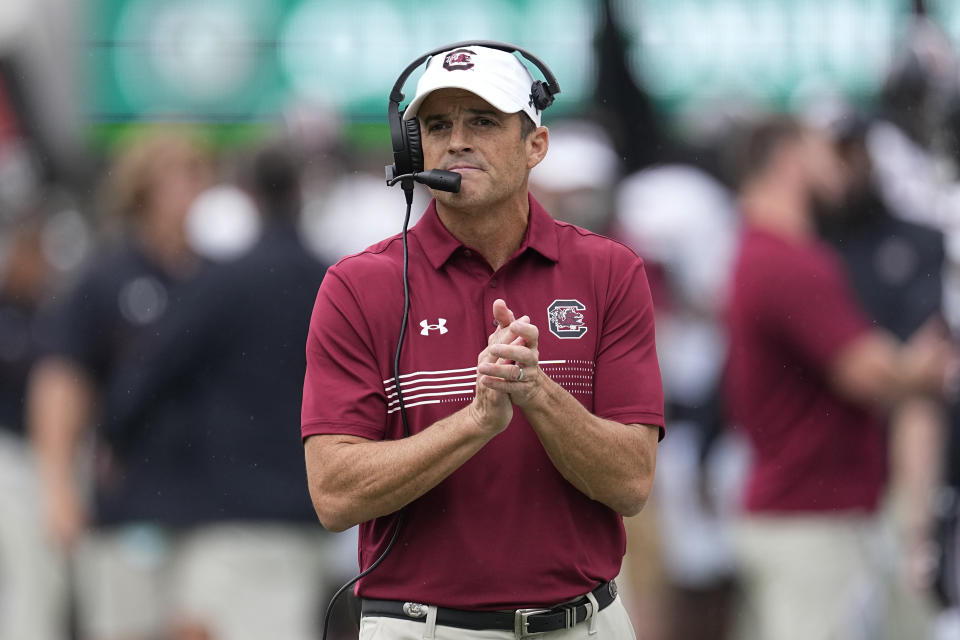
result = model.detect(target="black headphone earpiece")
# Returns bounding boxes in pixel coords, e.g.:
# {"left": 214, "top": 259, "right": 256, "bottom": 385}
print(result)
{"left": 402, "top": 118, "right": 423, "bottom": 174}
{"left": 388, "top": 89, "right": 425, "bottom": 176}
{"left": 530, "top": 80, "right": 555, "bottom": 112}
{"left": 386, "top": 40, "right": 560, "bottom": 192}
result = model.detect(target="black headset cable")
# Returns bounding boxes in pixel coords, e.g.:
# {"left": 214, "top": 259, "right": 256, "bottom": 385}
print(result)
{"left": 320, "top": 186, "right": 414, "bottom": 640}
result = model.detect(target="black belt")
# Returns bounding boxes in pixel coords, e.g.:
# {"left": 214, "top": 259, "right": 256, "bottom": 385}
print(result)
{"left": 361, "top": 580, "right": 618, "bottom": 637}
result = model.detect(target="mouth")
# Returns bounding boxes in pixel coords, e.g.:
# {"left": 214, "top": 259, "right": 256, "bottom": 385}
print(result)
{"left": 445, "top": 164, "right": 483, "bottom": 174}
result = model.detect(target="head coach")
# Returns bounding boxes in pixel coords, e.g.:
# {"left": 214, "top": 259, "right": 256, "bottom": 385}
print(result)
{"left": 301, "top": 41, "right": 664, "bottom": 640}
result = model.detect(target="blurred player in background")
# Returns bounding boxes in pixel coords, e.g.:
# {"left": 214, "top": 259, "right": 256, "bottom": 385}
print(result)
{"left": 723, "top": 114, "right": 957, "bottom": 640}
{"left": 0, "top": 213, "right": 67, "bottom": 640}
{"left": 28, "top": 128, "right": 211, "bottom": 640}
{"left": 617, "top": 164, "right": 742, "bottom": 640}
{"left": 528, "top": 118, "right": 621, "bottom": 234}
{"left": 822, "top": 113, "right": 948, "bottom": 637}
{"left": 104, "top": 141, "right": 331, "bottom": 640}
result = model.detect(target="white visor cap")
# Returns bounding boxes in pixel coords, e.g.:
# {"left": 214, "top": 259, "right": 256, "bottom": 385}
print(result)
{"left": 402, "top": 46, "right": 542, "bottom": 127}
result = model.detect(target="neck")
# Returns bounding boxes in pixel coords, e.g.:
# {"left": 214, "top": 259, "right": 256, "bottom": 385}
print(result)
{"left": 738, "top": 181, "right": 813, "bottom": 240}
{"left": 135, "top": 227, "right": 196, "bottom": 277}
{"left": 436, "top": 191, "right": 531, "bottom": 271}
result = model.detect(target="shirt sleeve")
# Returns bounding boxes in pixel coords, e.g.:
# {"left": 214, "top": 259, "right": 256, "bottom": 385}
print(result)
{"left": 759, "top": 246, "right": 872, "bottom": 373}
{"left": 593, "top": 256, "right": 665, "bottom": 437}
{"left": 301, "top": 268, "right": 389, "bottom": 441}
{"left": 40, "top": 269, "right": 111, "bottom": 380}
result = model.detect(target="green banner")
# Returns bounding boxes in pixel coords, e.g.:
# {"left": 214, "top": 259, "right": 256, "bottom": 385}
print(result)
{"left": 86, "top": 0, "right": 598, "bottom": 125}
{"left": 619, "top": 0, "right": 911, "bottom": 112}
{"left": 86, "top": 0, "right": 916, "bottom": 133}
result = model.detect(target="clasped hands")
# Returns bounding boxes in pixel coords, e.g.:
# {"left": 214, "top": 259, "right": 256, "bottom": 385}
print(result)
{"left": 470, "top": 298, "right": 542, "bottom": 433}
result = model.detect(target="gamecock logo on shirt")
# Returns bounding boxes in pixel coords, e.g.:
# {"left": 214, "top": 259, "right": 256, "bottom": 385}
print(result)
{"left": 547, "top": 299, "right": 588, "bottom": 339}
{"left": 443, "top": 49, "right": 476, "bottom": 71}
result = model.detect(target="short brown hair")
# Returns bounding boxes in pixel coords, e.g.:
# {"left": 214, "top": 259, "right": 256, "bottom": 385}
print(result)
{"left": 101, "top": 126, "right": 212, "bottom": 225}
{"left": 725, "top": 115, "right": 806, "bottom": 190}
{"left": 520, "top": 113, "right": 537, "bottom": 139}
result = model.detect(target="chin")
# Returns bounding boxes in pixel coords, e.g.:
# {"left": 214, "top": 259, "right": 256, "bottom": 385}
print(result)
{"left": 435, "top": 188, "right": 480, "bottom": 209}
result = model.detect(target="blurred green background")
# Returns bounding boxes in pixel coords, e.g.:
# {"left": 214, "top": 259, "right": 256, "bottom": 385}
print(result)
{"left": 84, "top": 0, "right": 949, "bottom": 137}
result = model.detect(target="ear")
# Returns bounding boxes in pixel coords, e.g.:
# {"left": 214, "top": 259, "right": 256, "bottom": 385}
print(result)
{"left": 526, "top": 126, "right": 549, "bottom": 170}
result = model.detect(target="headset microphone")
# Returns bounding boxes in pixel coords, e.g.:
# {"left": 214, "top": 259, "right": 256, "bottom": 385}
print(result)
{"left": 385, "top": 168, "right": 462, "bottom": 192}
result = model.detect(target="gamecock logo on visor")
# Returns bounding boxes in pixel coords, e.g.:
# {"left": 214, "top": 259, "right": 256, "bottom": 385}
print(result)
{"left": 548, "top": 299, "right": 588, "bottom": 339}
{"left": 443, "top": 49, "right": 476, "bottom": 71}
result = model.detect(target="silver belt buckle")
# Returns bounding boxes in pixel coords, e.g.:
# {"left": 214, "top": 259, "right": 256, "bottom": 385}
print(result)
{"left": 402, "top": 602, "right": 428, "bottom": 619}
{"left": 514, "top": 608, "right": 549, "bottom": 638}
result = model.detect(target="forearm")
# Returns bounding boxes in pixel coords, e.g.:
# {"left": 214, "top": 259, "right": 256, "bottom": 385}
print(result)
{"left": 305, "top": 405, "right": 497, "bottom": 531}
{"left": 888, "top": 398, "right": 945, "bottom": 536}
{"left": 831, "top": 326, "right": 955, "bottom": 409}
{"left": 519, "top": 376, "right": 658, "bottom": 516}
{"left": 28, "top": 359, "right": 94, "bottom": 484}
{"left": 27, "top": 358, "right": 95, "bottom": 547}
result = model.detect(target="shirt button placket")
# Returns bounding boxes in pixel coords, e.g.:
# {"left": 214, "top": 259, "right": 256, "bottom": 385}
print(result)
{"left": 484, "top": 275, "right": 500, "bottom": 329}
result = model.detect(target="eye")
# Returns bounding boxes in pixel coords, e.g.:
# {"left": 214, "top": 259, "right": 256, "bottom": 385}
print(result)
{"left": 475, "top": 117, "right": 498, "bottom": 127}
{"left": 425, "top": 121, "right": 450, "bottom": 133}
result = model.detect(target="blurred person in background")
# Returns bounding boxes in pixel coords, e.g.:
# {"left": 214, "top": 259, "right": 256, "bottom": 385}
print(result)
{"left": 530, "top": 119, "right": 678, "bottom": 640}
{"left": 28, "top": 128, "right": 212, "bottom": 640}
{"left": 865, "top": 16, "right": 960, "bottom": 235}
{"left": 103, "top": 141, "right": 331, "bottom": 640}
{"left": 293, "top": 102, "right": 430, "bottom": 267}
{"left": 616, "top": 164, "right": 742, "bottom": 640}
{"left": 0, "top": 212, "right": 67, "bottom": 640}
{"left": 723, "top": 114, "right": 957, "bottom": 640}
{"left": 821, "top": 113, "right": 949, "bottom": 637}
{"left": 528, "top": 119, "right": 621, "bottom": 234}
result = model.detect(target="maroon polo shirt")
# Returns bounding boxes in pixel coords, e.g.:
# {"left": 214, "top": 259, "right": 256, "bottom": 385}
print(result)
{"left": 302, "top": 194, "right": 663, "bottom": 610}
{"left": 724, "top": 225, "right": 886, "bottom": 514}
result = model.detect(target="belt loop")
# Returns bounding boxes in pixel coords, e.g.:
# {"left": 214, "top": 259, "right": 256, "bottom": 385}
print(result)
{"left": 423, "top": 605, "right": 438, "bottom": 640}
{"left": 585, "top": 591, "right": 600, "bottom": 635}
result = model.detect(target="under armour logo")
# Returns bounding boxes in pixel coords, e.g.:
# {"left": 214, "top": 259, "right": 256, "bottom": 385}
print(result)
{"left": 420, "top": 318, "right": 448, "bottom": 335}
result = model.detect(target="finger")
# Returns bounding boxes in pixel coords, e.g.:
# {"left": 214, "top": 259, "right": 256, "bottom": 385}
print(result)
{"left": 492, "top": 299, "right": 516, "bottom": 329}
{"left": 476, "top": 374, "right": 511, "bottom": 394}
{"left": 478, "top": 345, "right": 501, "bottom": 365}
{"left": 478, "top": 373, "right": 516, "bottom": 393}
{"left": 481, "top": 335, "right": 527, "bottom": 364}
{"left": 489, "top": 317, "right": 526, "bottom": 349}
{"left": 498, "top": 332, "right": 537, "bottom": 362}
{"left": 506, "top": 320, "right": 539, "bottom": 349}
{"left": 495, "top": 335, "right": 527, "bottom": 365}
{"left": 478, "top": 361, "right": 526, "bottom": 381}
{"left": 488, "top": 344, "right": 535, "bottom": 367}
{"left": 487, "top": 302, "right": 517, "bottom": 345}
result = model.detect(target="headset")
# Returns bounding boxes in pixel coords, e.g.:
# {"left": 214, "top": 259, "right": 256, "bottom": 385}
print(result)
{"left": 385, "top": 40, "right": 562, "bottom": 201}
{"left": 322, "top": 41, "right": 560, "bottom": 640}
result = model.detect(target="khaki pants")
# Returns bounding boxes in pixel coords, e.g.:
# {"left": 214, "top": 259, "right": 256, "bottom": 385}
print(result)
{"left": 733, "top": 514, "right": 879, "bottom": 640}
{"left": 76, "top": 522, "right": 330, "bottom": 640}
{"left": 359, "top": 595, "right": 636, "bottom": 640}
{"left": 0, "top": 432, "right": 68, "bottom": 640}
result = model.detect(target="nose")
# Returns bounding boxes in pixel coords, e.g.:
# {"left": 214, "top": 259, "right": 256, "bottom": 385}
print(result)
{"left": 447, "top": 119, "right": 472, "bottom": 155}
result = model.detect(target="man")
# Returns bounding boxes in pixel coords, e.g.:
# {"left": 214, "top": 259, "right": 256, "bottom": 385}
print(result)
{"left": 104, "top": 143, "right": 331, "bottom": 640}
{"left": 723, "top": 115, "right": 956, "bottom": 640}
{"left": 28, "top": 129, "right": 212, "bottom": 640}
{"left": 302, "top": 44, "right": 663, "bottom": 639}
